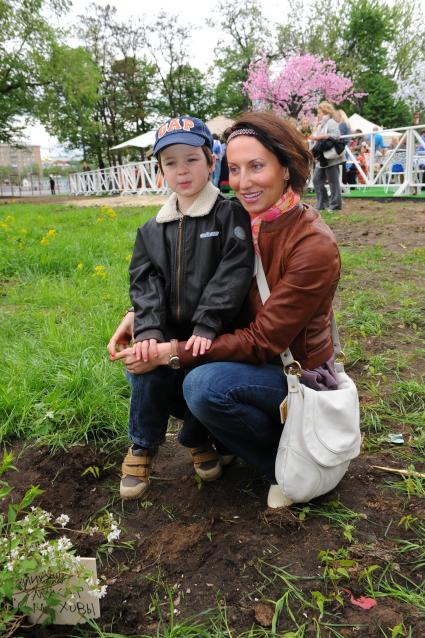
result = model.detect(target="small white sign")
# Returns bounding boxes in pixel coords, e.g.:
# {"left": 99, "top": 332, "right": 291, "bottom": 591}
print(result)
{"left": 13, "top": 557, "right": 101, "bottom": 625}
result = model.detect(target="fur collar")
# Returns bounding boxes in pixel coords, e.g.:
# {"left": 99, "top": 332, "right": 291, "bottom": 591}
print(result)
{"left": 156, "top": 181, "right": 220, "bottom": 223}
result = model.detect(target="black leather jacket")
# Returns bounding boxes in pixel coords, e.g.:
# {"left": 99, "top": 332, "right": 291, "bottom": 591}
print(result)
{"left": 129, "top": 183, "right": 254, "bottom": 342}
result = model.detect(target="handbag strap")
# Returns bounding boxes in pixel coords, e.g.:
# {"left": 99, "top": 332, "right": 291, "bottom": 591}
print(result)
{"left": 255, "top": 254, "right": 342, "bottom": 368}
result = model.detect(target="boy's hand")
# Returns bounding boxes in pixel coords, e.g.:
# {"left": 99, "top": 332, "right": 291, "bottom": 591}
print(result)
{"left": 133, "top": 339, "right": 158, "bottom": 362}
{"left": 185, "top": 334, "right": 212, "bottom": 357}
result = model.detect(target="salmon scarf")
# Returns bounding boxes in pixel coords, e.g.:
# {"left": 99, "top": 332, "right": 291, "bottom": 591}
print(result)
{"left": 248, "top": 187, "right": 300, "bottom": 254}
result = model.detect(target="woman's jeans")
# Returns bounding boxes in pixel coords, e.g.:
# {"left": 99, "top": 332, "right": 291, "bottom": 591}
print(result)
{"left": 126, "top": 367, "right": 211, "bottom": 450}
{"left": 183, "top": 362, "right": 288, "bottom": 482}
{"left": 313, "top": 164, "right": 342, "bottom": 210}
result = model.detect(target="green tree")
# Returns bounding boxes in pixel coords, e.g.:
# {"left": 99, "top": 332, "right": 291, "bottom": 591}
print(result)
{"left": 76, "top": 3, "right": 158, "bottom": 166}
{"left": 340, "top": 0, "right": 411, "bottom": 126}
{"left": 155, "top": 65, "right": 215, "bottom": 121}
{"left": 37, "top": 44, "right": 101, "bottom": 159}
{"left": 276, "top": 0, "right": 341, "bottom": 60}
{"left": 0, "top": 0, "right": 70, "bottom": 142}
{"left": 209, "top": 0, "right": 272, "bottom": 116}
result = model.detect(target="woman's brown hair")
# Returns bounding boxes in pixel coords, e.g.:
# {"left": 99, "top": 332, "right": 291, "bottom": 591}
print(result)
{"left": 225, "top": 111, "right": 313, "bottom": 194}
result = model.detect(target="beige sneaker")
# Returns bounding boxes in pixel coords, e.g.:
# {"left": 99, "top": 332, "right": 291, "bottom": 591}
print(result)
{"left": 189, "top": 445, "right": 222, "bottom": 481}
{"left": 267, "top": 485, "right": 293, "bottom": 508}
{"left": 120, "top": 446, "right": 155, "bottom": 500}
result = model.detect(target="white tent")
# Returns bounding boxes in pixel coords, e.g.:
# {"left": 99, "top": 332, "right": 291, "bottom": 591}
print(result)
{"left": 348, "top": 114, "right": 401, "bottom": 144}
{"left": 110, "top": 130, "right": 156, "bottom": 151}
{"left": 206, "top": 116, "right": 234, "bottom": 136}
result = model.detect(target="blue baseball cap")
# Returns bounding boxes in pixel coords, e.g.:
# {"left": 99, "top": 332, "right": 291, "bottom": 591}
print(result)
{"left": 153, "top": 116, "right": 213, "bottom": 156}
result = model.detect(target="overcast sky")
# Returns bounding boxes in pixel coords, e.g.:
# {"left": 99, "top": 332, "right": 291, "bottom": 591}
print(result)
{"left": 25, "top": 0, "right": 290, "bottom": 154}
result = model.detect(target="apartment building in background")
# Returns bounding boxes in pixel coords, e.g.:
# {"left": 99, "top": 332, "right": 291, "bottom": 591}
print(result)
{"left": 0, "top": 144, "right": 42, "bottom": 173}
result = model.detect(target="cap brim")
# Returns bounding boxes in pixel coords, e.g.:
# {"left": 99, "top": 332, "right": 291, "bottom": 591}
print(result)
{"left": 153, "top": 132, "right": 207, "bottom": 156}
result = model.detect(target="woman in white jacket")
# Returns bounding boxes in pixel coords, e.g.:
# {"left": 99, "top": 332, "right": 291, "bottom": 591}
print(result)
{"left": 312, "top": 102, "right": 344, "bottom": 211}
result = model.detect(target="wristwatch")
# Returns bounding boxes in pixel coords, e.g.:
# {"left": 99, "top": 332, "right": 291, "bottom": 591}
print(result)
{"left": 169, "top": 339, "right": 181, "bottom": 370}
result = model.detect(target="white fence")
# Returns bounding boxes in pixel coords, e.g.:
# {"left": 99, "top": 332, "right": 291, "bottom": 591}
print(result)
{"left": 0, "top": 176, "right": 71, "bottom": 197}
{"left": 68, "top": 125, "right": 425, "bottom": 197}
{"left": 334, "top": 125, "right": 425, "bottom": 196}
{"left": 69, "top": 160, "right": 168, "bottom": 196}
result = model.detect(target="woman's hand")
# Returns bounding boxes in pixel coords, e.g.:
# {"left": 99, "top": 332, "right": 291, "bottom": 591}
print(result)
{"left": 107, "top": 311, "right": 134, "bottom": 359}
{"left": 133, "top": 339, "right": 158, "bottom": 362}
{"left": 112, "top": 342, "right": 171, "bottom": 374}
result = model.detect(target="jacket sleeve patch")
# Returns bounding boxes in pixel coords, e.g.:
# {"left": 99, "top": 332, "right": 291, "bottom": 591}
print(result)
{"left": 234, "top": 226, "right": 247, "bottom": 240}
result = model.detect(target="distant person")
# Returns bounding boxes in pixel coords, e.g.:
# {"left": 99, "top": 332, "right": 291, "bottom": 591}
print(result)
{"left": 82, "top": 161, "right": 91, "bottom": 193}
{"left": 368, "top": 126, "right": 386, "bottom": 157}
{"left": 218, "top": 142, "right": 230, "bottom": 192}
{"left": 311, "top": 101, "right": 345, "bottom": 211}
{"left": 212, "top": 134, "right": 223, "bottom": 188}
{"left": 49, "top": 174, "right": 55, "bottom": 195}
{"left": 334, "top": 110, "right": 351, "bottom": 184}
{"left": 389, "top": 136, "right": 399, "bottom": 150}
{"left": 416, "top": 130, "right": 425, "bottom": 191}
{"left": 356, "top": 142, "right": 372, "bottom": 184}
{"left": 299, "top": 116, "right": 312, "bottom": 138}
{"left": 287, "top": 117, "right": 298, "bottom": 129}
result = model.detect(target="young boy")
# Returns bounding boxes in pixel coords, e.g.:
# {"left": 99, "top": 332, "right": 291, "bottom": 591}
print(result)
{"left": 120, "top": 116, "right": 254, "bottom": 500}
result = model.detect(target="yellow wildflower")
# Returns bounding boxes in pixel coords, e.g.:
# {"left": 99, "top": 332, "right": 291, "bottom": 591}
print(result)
{"left": 76, "top": 262, "right": 84, "bottom": 271}
{"left": 93, "top": 265, "right": 107, "bottom": 278}
{"left": 47, "top": 229, "right": 57, "bottom": 237}
{"left": 40, "top": 237, "right": 49, "bottom": 245}
{"left": 125, "top": 253, "right": 132, "bottom": 261}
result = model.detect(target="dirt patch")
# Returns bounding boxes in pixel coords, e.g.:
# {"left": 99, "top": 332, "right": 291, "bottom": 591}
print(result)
{"left": 4, "top": 440, "right": 425, "bottom": 637}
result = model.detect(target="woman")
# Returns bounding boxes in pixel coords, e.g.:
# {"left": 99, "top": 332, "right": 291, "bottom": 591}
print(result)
{"left": 311, "top": 101, "right": 344, "bottom": 211}
{"left": 334, "top": 109, "right": 351, "bottom": 185}
{"left": 109, "top": 111, "right": 341, "bottom": 509}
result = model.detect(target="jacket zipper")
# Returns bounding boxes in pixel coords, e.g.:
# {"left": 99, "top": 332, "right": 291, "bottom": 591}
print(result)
{"left": 175, "top": 211, "right": 184, "bottom": 321}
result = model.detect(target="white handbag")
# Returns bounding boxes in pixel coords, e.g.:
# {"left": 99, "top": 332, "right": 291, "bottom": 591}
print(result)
{"left": 256, "top": 255, "right": 361, "bottom": 503}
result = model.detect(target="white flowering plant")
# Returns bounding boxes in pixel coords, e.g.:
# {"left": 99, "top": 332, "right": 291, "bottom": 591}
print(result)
{"left": 0, "top": 451, "right": 122, "bottom": 637}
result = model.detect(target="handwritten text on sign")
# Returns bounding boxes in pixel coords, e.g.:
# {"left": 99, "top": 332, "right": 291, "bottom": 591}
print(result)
{"left": 13, "top": 557, "right": 100, "bottom": 625}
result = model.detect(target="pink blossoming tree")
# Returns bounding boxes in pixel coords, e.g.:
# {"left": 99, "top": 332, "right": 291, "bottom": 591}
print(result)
{"left": 244, "top": 54, "right": 358, "bottom": 118}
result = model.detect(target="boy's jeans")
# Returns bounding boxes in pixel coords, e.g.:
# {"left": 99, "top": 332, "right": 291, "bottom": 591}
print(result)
{"left": 126, "top": 367, "right": 211, "bottom": 449}
{"left": 183, "top": 362, "right": 288, "bottom": 482}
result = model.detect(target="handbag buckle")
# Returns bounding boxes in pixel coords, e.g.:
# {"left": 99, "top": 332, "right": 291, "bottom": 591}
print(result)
{"left": 284, "top": 360, "right": 302, "bottom": 377}
{"left": 335, "top": 350, "right": 346, "bottom": 364}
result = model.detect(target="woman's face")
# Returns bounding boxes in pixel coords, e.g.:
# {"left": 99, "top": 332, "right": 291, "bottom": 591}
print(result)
{"left": 227, "top": 136, "right": 289, "bottom": 215}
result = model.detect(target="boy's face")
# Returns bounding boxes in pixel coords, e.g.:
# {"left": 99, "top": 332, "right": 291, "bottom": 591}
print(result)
{"left": 159, "top": 144, "right": 215, "bottom": 207}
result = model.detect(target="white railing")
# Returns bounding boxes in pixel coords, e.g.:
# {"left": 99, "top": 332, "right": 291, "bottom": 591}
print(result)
{"left": 0, "top": 176, "right": 71, "bottom": 196}
{"left": 69, "top": 160, "right": 168, "bottom": 196}
{"left": 311, "top": 124, "right": 425, "bottom": 196}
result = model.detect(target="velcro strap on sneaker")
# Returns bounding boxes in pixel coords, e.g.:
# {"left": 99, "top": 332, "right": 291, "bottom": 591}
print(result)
{"left": 190, "top": 448, "right": 218, "bottom": 466}
{"left": 122, "top": 452, "right": 151, "bottom": 478}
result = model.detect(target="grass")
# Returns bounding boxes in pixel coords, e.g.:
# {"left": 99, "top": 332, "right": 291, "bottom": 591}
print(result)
{"left": 0, "top": 203, "right": 157, "bottom": 447}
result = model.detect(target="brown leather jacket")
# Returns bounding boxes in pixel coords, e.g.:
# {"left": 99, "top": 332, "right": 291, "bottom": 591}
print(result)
{"left": 178, "top": 203, "right": 340, "bottom": 370}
